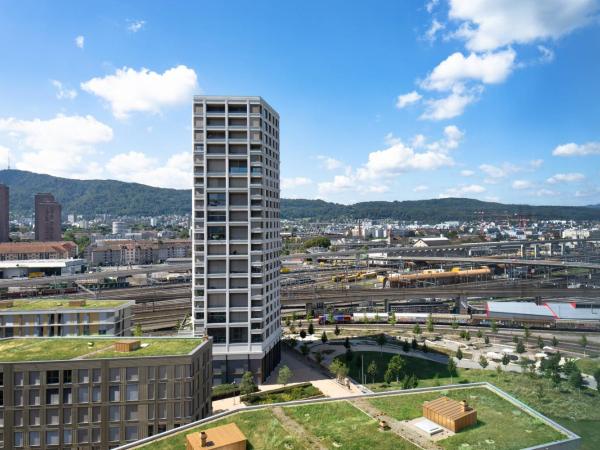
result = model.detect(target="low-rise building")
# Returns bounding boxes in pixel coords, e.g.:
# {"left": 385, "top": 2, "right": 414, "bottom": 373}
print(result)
{"left": 86, "top": 239, "right": 191, "bottom": 266}
{"left": 0, "top": 259, "right": 85, "bottom": 279}
{"left": 0, "top": 242, "right": 77, "bottom": 261}
{"left": 0, "top": 299, "right": 133, "bottom": 338}
{"left": 0, "top": 336, "right": 212, "bottom": 449}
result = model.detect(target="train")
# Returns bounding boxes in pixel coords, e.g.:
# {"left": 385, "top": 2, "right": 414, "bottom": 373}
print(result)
{"left": 331, "top": 270, "right": 384, "bottom": 283}
{"left": 317, "top": 312, "right": 471, "bottom": 325}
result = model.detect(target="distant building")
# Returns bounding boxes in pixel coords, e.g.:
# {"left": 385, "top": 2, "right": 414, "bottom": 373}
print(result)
{"left": 112, "top": 221, "right": 128, "bottom": 235}
{"left": 0, "top": 241, "right": 77, "bottom": 261}
{"left": 34, "top": 193, "right": 62, "bottom": 241}
{"left": 413, "top": 237, "right": 450, "bottom": 247}
{"left": 0, "top": 336, "right": 212, "bottom": 449}
{"left": 0, "top": 258, "right": 85, "bottom": 278}
{"left": 0, "top": 184, "right": 9, "bottom": 242}
{"left": 86, "top": 239, "right": 191, "bottom": 266}
{"left": 0, "top": 299, "right": 133, "bottom": 337}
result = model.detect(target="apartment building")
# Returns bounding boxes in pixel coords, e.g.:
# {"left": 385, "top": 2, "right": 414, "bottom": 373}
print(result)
{"left": 34, "top": 193, "right": 62, "bottom": 242}
{"left": 192, "top": 96, "right": 281, "bottom": 384}
{"left": 0, "top": 337, "right": 212, "bottom": 449}
{"left": 0, "top": 185, "right": 8, "bottom": 243}
{"left": 0, "top": 299, "right": 133, "bottom": 338}
{"left": 86, "top": 239, "right": 191, "bottom": 266}
{"left": 0, "top": 241, "right": 77, "bottom": 261}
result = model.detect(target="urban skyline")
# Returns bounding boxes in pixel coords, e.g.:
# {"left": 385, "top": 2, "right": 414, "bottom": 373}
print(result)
{"left": 0, "top": 1, "right": 598, "bottom": 205}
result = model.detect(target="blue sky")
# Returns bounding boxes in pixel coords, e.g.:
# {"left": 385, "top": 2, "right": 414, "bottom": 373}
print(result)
{"left": 0, "top": 0, "right": 599, "bottom": 205}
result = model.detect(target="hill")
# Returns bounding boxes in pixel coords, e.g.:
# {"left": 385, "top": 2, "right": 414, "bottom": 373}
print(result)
{"left": 1, "top": 170, "right": 599, "bottom": 221}
{"left": 0, "top": 170, "right": 190, "bottom": 216}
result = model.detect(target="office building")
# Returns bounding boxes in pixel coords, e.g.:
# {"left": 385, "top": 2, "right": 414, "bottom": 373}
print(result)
{"left": 0, "top": 337, "right": 212, "bottom": 449}
{"left": 34, "top": 193, "right": 62, "bottom": 242}
{"left": 0, "top": 299, "right": 134, "bottom": 338}
{"left": 0, "top": 184, "right": 8, "bottom": 243}
{"left": 192, "top": 96, "right": 281, "bottom": 384}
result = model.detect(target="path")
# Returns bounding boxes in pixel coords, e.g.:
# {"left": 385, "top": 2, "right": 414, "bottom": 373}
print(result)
{"left": 353, "top": 398, "right": 441, "bottom": 450}
{"left": 272, "top": 406, "right": 328, "bottom": 450}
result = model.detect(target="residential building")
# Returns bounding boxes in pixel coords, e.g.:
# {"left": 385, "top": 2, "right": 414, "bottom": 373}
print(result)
{"left": 34, "top": 193, "right": 62, "bottom": 242}
{"left": 0, "top": 299, "right": 133, "bottom": 338}
{"left": 111, "top": 221, "right": 128, "bottom": 235}
{"left": 0, "top": 337, "right": 212, "bottom": 449}
{"left": 0, "top": 241, "right": 77, "bottom": 261}
{"left": 192, "top": 96, "right": 281, "bottom": 384}
{"left": 86, "top": 239, "right": 191, "bottom": 266}
{"left": 0, "top": 184, "right": 8, "bottom": 243}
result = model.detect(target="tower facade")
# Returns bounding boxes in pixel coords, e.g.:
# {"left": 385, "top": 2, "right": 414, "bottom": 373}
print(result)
{"left": 34, "top": 193, "right": 62, "bottom": 241}
{"left": 192, "top": 96, "right": 281, "bottom": 384}
{"left": 0, "top": 184, "right": 9, "bottom": 242}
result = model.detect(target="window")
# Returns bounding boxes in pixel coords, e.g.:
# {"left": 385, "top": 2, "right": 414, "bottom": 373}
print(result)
{"left": 109, "top": 427, "right": 120, "bottom": 442}
{"left": 77, "top": 429, "right": 89, "bottom": 444}
{"left": 158, "top": 403, "right": 167, "bottom": 419}
{"left": 45, "top": 388, "right": 59, "bottom": 405}
{"left": 92, "top": 386, "right": 101, "bottom": 403}
{"left": 158, "top": 383, "right": 167, "bottom": 399}
{"left": 63, "top": 387, "right": 72, "bottom": 404}
{"left": 0, "top": 372, "right": 3, "bottom": 386}
{"left": 126, "top": 384, "right": 139, "bottom": 401}
{"left": 207, "top": 193, "right": 226, "bottom": 207}
{"left": 148, "top": 367, "right": 156, "bottom": 380}
{"left": 147, "top": 383, "right": 155, "bottom": 400}
{"left": 78, "top": 407, "right": 89, "bottom": 424}
{"left": 125, "top": 367, "right": 138, "bottom": 382}
{"left": 159, "top": 366, "right": 168, "bottom": 380}
{"left": 77, "top": 386, "right": 89, "bottom": 403}
{"left": 92, "top": 428, "right": 101, "bottom": 443}
{"left": 14, "top": 431, "right": 23, "bottom": 448}
{"left": 63, "top": 408, "right": 72, "bottom": 424}
{"left": 46, "top": 370, "right": 59, "bottom": 384}
{"left": 109, "top": 385, "right": 120, "bottom": 402}
{"left": 63, "top": 430, "right": 72, "bottom": 445}
{"left": 14, "top": 390, "right": 23, "bottom": 406}
{"left": 109, "top": 405, "right": 120, "bottom": 421}
{"left": 125, "top": 405, "right": 138, "bottom": 421}
{"left": 109, "top": 368, "right": 120, "bottom": 382}
{"left": 46, "top": 430, "right": 59, "bottom": 446}
{"left": 29, "top": 389, "right": 40, "bottom": 406}
{"left": 29, "top": 371, "right": 40, "bottom": 385}
{"left": 92, "top": 368, "right": 101, "bottom": 383}
{"left": 29, "top": 431, "right": 41, "bottom": 447}
{"left": 125, "top": 426, "right": 138, "bottom": 442}
{"left": 207, "top": 226, "right": 226, "bottom": 240}
{"left": 29, "top": 409, "right": 40, "bottom": 426}
{"left": 46, "top": 409, "right": 59, "bottom": 426}
{"left": 63, "top": 370, "right": 72, "bottom": 384}
{"left": 78, "top": 369, "right": 89, "bottom": 384}
{"left": 92, "top": 406, "right": 101, "bottom": 423}
{"left": 147, "top": 404, "right": 155, "bottom": 420}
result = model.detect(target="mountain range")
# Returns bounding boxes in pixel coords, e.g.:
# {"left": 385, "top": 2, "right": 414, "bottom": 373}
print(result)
{"left": 1, "top": 169, "right": 599, "bottom": 222}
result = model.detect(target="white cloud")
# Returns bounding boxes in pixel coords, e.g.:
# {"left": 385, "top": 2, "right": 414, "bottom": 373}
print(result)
{"left": 460, "top": 169, "right": 475, "bottom": 176}
{"left": 537, "top": 45, "right": 555, "bottom": 63}
{"left": 105, "top": 151, "right": 191, "bottom": 189}
{"left": 512, "top": 179, "right": 533, "bottom": 190}
{"left": 425, "top": 19, "right": 445, "bottom": 42}
{"left": 448, "top": 0, "right": 598, "bottom": 52}
{"left": 0, "top": 114, "right": 113, "bottom": 177}
{"left": 479, "top": 162, "right": 520, "bottom": 182}
{"left": 81, "top": 65, "right": 198, "bottom": 119}
{"left": 420, "top": 86, "right": 479, "bottom": 120}
{"left": 75, "top": 35, "right": 84, "bottom": 49}
{"left": 413, "top": 185, "right": 429, "bottom": 192}
{"left": 316, "top": 155, "right": 344, "bottom": 170}
{"left": 421, "top": 49, "right": 516, "bottom": 91}
{"left": 411, "top": 134, "right": 426, "bottom": 148}
{"left": 426, "top": 0, "right": 439, "bottom": 13}
{"left": 127, "top": 20, "right": 146, "bottom": 32}
{"left": 535, "top": 188, "right": 557, "bottom": 197}
{"left": 282, "top": 177, "right": 313, "bottom": 189}
{"left": 575, "top": 187, "right": 600, "bottom": 197}
{"left": 439, "top": 184, "right": 486, "bottom": 198}
{"left": 552, "top": 141, "right": 600, "bottom": 156}
{"left": 529, "top": 159, "right": 544, "bottom": 168}
{"left": 51, "top": 80, "right": 77, "bottom": 100}
{"left": 546, "top": 172, "right": 585, "bottom": 184}
{"left": 396, "top": 91, "right": 422, "bottom": 109}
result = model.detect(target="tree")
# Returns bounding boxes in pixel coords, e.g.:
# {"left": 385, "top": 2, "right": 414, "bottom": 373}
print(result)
{"left": 344, "top": 337, "right": 351, "bottom": 349}
{"left": 289, "top": 324, "right": 296, "bottom": 334}
{"left": 388, "top": 313, "right": 397, "bottom": 325}
{"left": 551, "top": 336, "right": 558, "bottom": 347}
{"left": 285, "top": 317, "right": 291, "bottom": 327}
{"left": 537, "top": 336, "right": 544, "bottom": 350}
{"left": 512, "top": 335, "right": 519, "bottom": 344}
{"left": 593, "top": 369, "right": 600, "bottom": 393}
{"left": 568, "top": 368, "right": 584, "bottom": 393}
{"left": 501, "top": 353, "right": 510, "bottom": 367}
{"left": 314, "top": 351, "right": 323, "bottom": 365}
{"left": 516, "top": 339, "right": 526, "bottom": 354}
{"left": 306, "top": 311, "right": 313, "bottom": 321}
{"left": 402, "top": 339, "right": 410, "bottom": 353}
{"left": 308, "top": 323, "right": 314, "bottom": 335}
{"left": 240, "top": 371, "right": 257, "bottom": 398}
{"left": 321, "top": 331, "right": 328, "bottom": 344}
{"left": 299, "top": 329, "right": 307, "bottom": 339}
{"left": 277, "top": 365, "right": 293, "bottom": 386}
{"left": 491, "top": 320, "right": 498, "bottom": 333}
{"left": 426, "top": 314, "right": 434, "bottom": 333}
{"left": 484, "top": 335, "right": 490, "bottom": 345}
{"left": 476, "top": 329, "right": 483, "bottom": 339}
{"left": 496, "top": 364, "right": 502, "bottom": 379}
{"left": 447, "top": 358, "right": 457, "bottom": 384}
{"left": 580, "top": 335, "right": 588, "bottom": 356}
{"left": 384, "top": 367, "right": 394, "bottom": 385}
{"left": 456, "top": 347, "right": 464, "bottom": 360}
{"left": 413, "top": 323, "right": 422, "bottom": 335}
{"left": 388, "top": 355, "right": 406, "bottom": 382}
{"left": 376, "top": 333, "right": 386, "bottom": 354}
{"left": 303, "top": 236, "right": 331, "bottom": 250}
{"left": 330, "top": 360, "right": 348, "bottom": 381}
{"left": 133, "top": 323, "right": 143, "bottom": 337}
{"left": 411, "top": 337, "right": 418, "bottom": 350}
{"left": 292, "top": 312, "right": 297, "bottom": 322}
{"left": 367, "top": 361, "right": 378, "bottom": 383}
{"left": 327, "top": 311, "right": 334, "bottom": 324}
{"left": 334, "top": 324, "right": 341, "bottom": 336}
{"left": 451, "top": 319, "right": 459, "bottom": 330}
{"left": 524, "top": 325, "right": 531, "bottom": 342}
{"left": 479, "top": 355, "right": 489, "bottom": 369}
{"left": 300, "top": 343, "right": 309, "bottom": 356}
{"left": 535, "top": 382, "right": 545, "bottom": 400}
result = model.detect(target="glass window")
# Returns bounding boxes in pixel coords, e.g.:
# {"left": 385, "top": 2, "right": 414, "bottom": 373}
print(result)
{"left": 147, "top": 404, "right": 155, "bottom": 420}
{"left": 14, "top": 372, "right": 24, "bottom": 386}
{"left": 92, "top": 406, "right": 101, "bottom": 423}
{"left": 77, "top": 407, "right": 89, "bottom": 424}
{"left": 46, "top": 388, "right": 59, "bottom": 405}
{"left": 174, "top": 402, "right": 181, "bottom": 419}
{"left": 14, "top": 431, "right": 24, "bottom": 447}
{"left": 29, "top": 371, "right": 40, "bottom": 385}
{"left": 78, "top": 369, "right": 89, "bottom": 384}
{"left": 125, "top": 368, "right": 138, "bottom": 382}
{"left": 109, "top": 368, "right": 120, "bottom": 382}
{"left": 63, "top": 387, "right": 72, "bottom": 404}
{"left": 29, "top": 431, "right": 41, "bottom": 447}
{"left": 125, "top": 405, "right": 138, "bottom": 421}
{"left": 77, "top": 429, "right": 89, "bottom": 444}
{"left": 63, "top": 408, "right": 72, "bottom": 424}
{"left": 63, "top": 430, "right": 72, "bottom": 445}
{"left": 126, "top": 384, "right": 139, "bottom": 401}
{"left": 125, "top": 426, "right": 138, "bottom": 442}
{"left": 92, "top": 386, "right": 101, "bottom": 403}
{"left": 63, "top": 370, "right": 72, "bottom": 384}
{"left": 14, "top": 390, "right": 23, "bottom": 406}
{"left": 109, "top": 385, "right": 120, "bottom": 402}
{"left": 158, "top": 383, "right": 167, "bottom": 399}
{"left": 109, "top": 405, "right": 120, "bottom": 422}
{"left": 92, "top": 428, "right": 101, "bottom": 443}
{"left": 158, "top": 403, "right": 167, "bottom": 419}
{"left": 46, "top": 430, "right": 59, "bottom": 446}
{"left": 46, "top": 409, "right": 59, "bottom": 426}
{"left": 46, "top": 370, "right": 59, "bottom": 384}
{"left": 77, "top": 386, "right": 89, "bottom": 403}
{"left": 14, "top": 410, "right": 23, "bottom": 426}
{"left": 148, "top": 367, "right": 156, "bottom": 380}
{"left": 109, "top": 427, "right": 120, "bottom": 442}
{"left": 29, "top": 389, "right": 40, "bottom": 406}
{"left": 29, "top": 409, "right": 40, "bottom": 426}
{"left": 174, "top": 383, "right": 181, "bottom": 399}
{"left": 92, "top": 368, "right": 101, "bottom": 383}
{"left": 147, "top": 383, "right": 155, "bottom": 400}
{"left": 159, "top": 366, "right": 168, "bottom": 380}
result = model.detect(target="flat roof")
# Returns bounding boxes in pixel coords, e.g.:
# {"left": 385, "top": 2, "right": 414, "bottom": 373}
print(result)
{"left": 0, "top": 337, "right": 206, "bottom": 362}
{"left": 0, "top": 259, "right": 85, "bottom": 268}
{"left": 487, "top": 301, "right": 554, "bottom": 317}
{"left": 0, "top": 299, "right": 132, "bottom": 312}
{"left": 487, "top": 301, "right": 600, "bottom": 320}
{"left": 187, "top": 423, "right": 246, "bottom": 449}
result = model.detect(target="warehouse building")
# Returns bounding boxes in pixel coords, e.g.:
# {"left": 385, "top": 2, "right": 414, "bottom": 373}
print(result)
{"left": 486, "top": 300, "right": 600, "bottom": 328}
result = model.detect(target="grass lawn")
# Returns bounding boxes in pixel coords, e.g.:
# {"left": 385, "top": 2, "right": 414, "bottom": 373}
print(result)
{"left": 369, "top": 387, "right": 564, "bottom": 450}
{"left": 336, "top": 350, "right": 451, "bottom": 384}
{"left": 141, "top": 409, "right": 306, "bottom": 450}
{"left": 283, "top": 400, "right": 419, "bottom": 450}
{"left": 4, "top": 299, "right": 129, "bottom": 310}
{"left": 244, "top": 384, "right": 323, "bottom": 405}
{"left": 575, "top": 357, "right": 600, "bottom": 375}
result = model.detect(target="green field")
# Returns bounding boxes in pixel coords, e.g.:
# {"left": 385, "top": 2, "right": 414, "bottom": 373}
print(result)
{"left": 575, "top": 357, "right": 600, "bottom": 375}
{"left": 1, "top": 299, "right": 129, "bottom": 310}
{"left": 370, "top": 387, "right": 564, "bottom": 450}
{"left": 244, "top": 383, "right": 323, "bottom": 405}
{"left": 283, "top": 400, "right": 418, "bottom": 450}
{"left": 141, "top": 409, "right": 306, "bottom": 450}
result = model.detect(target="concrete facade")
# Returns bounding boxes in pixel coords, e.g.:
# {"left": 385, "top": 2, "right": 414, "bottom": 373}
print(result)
{"left": 0, "top": 185, "right": 8, "bottom": 243}
{"left": 34, "top": 193, "right": 62, "bottom": 242}
{"left": 192, "top": 96, "right": 281, "bottom": 384}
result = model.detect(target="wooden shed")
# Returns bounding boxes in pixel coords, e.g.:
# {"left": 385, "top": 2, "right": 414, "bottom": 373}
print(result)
{"left": 114, "top": 340, "right": 141, "bottom": 352}
{"left": 423, "top": 397, "right": 477, "bottom": 432}
{"left": 186, "top": 423, "right": 247, "bottom": 450}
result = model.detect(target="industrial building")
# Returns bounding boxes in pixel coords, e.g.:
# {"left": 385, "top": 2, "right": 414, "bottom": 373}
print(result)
{"left": 0, "top": 258, "right": 85, "bottom": 279}
{"left": 192, "top": 96, "right": 282, "bottom": 384}
{"left": 0, "top": 299, "right": 133, "bottom": 338}
{"left": 0, "top": 336, "right": 212, "bottom": 449}
{"left": 486, "top": 300, "right": 600, "bottom": 328}
{"left": 34, "top": 193, "right": 62, "bottom": 242}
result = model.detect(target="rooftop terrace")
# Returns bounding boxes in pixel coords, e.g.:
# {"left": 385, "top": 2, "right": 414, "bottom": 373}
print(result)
{"left": 0, "top": 337, "right": 205, "bottom": 362}
{"left": 0, "top": 299, "right": 131, "bottom": 311}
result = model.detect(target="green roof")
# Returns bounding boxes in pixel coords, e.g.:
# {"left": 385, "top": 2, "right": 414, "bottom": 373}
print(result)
{"left": 0, "top": 299, "right": 131, "bottom": 311}
{"left": 0, "top": 338, "right": 205, "bottom": 362}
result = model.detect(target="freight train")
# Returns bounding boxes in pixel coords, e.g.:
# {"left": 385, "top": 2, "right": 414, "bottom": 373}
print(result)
{"left": 318, "top": 312, "right": 471, "bottom": 325}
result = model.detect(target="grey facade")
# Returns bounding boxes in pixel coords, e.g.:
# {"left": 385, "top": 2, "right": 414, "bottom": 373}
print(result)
{"left": 192, "top": 96, "right": 282, "bottom": 384}
{"left": 0, "top": 185, "right": 8, "bottom": 243}
{"left": 34, "top": 193, "right": 62, "bottom": 242}
{"left": 0, "top": 338, "right": 212, "bottom": 450}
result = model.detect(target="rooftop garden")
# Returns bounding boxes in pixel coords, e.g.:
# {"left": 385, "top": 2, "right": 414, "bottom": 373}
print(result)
{"left": 0, "top": 299, "right": 130, "bottom": 311}
{"left": 0, "top": 338, "right": 204, "bottom": 362}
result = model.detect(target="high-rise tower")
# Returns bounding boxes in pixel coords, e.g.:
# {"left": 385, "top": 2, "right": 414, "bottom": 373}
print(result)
{"left": 34, "top": 193, "right": 62, "bottom": 241}
{"left": 192, "top": 96, "right": 281, "bottom": 384}
{"left": 0, "top": 184, "right": 9, "bottom": 242}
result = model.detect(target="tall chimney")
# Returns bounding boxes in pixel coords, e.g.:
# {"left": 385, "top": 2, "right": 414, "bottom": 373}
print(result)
{"left": 200, "top": 431, "right": 207, "bottom": 447}
{"left": 461, "top": 400, "right": 468, "bottom": 412}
